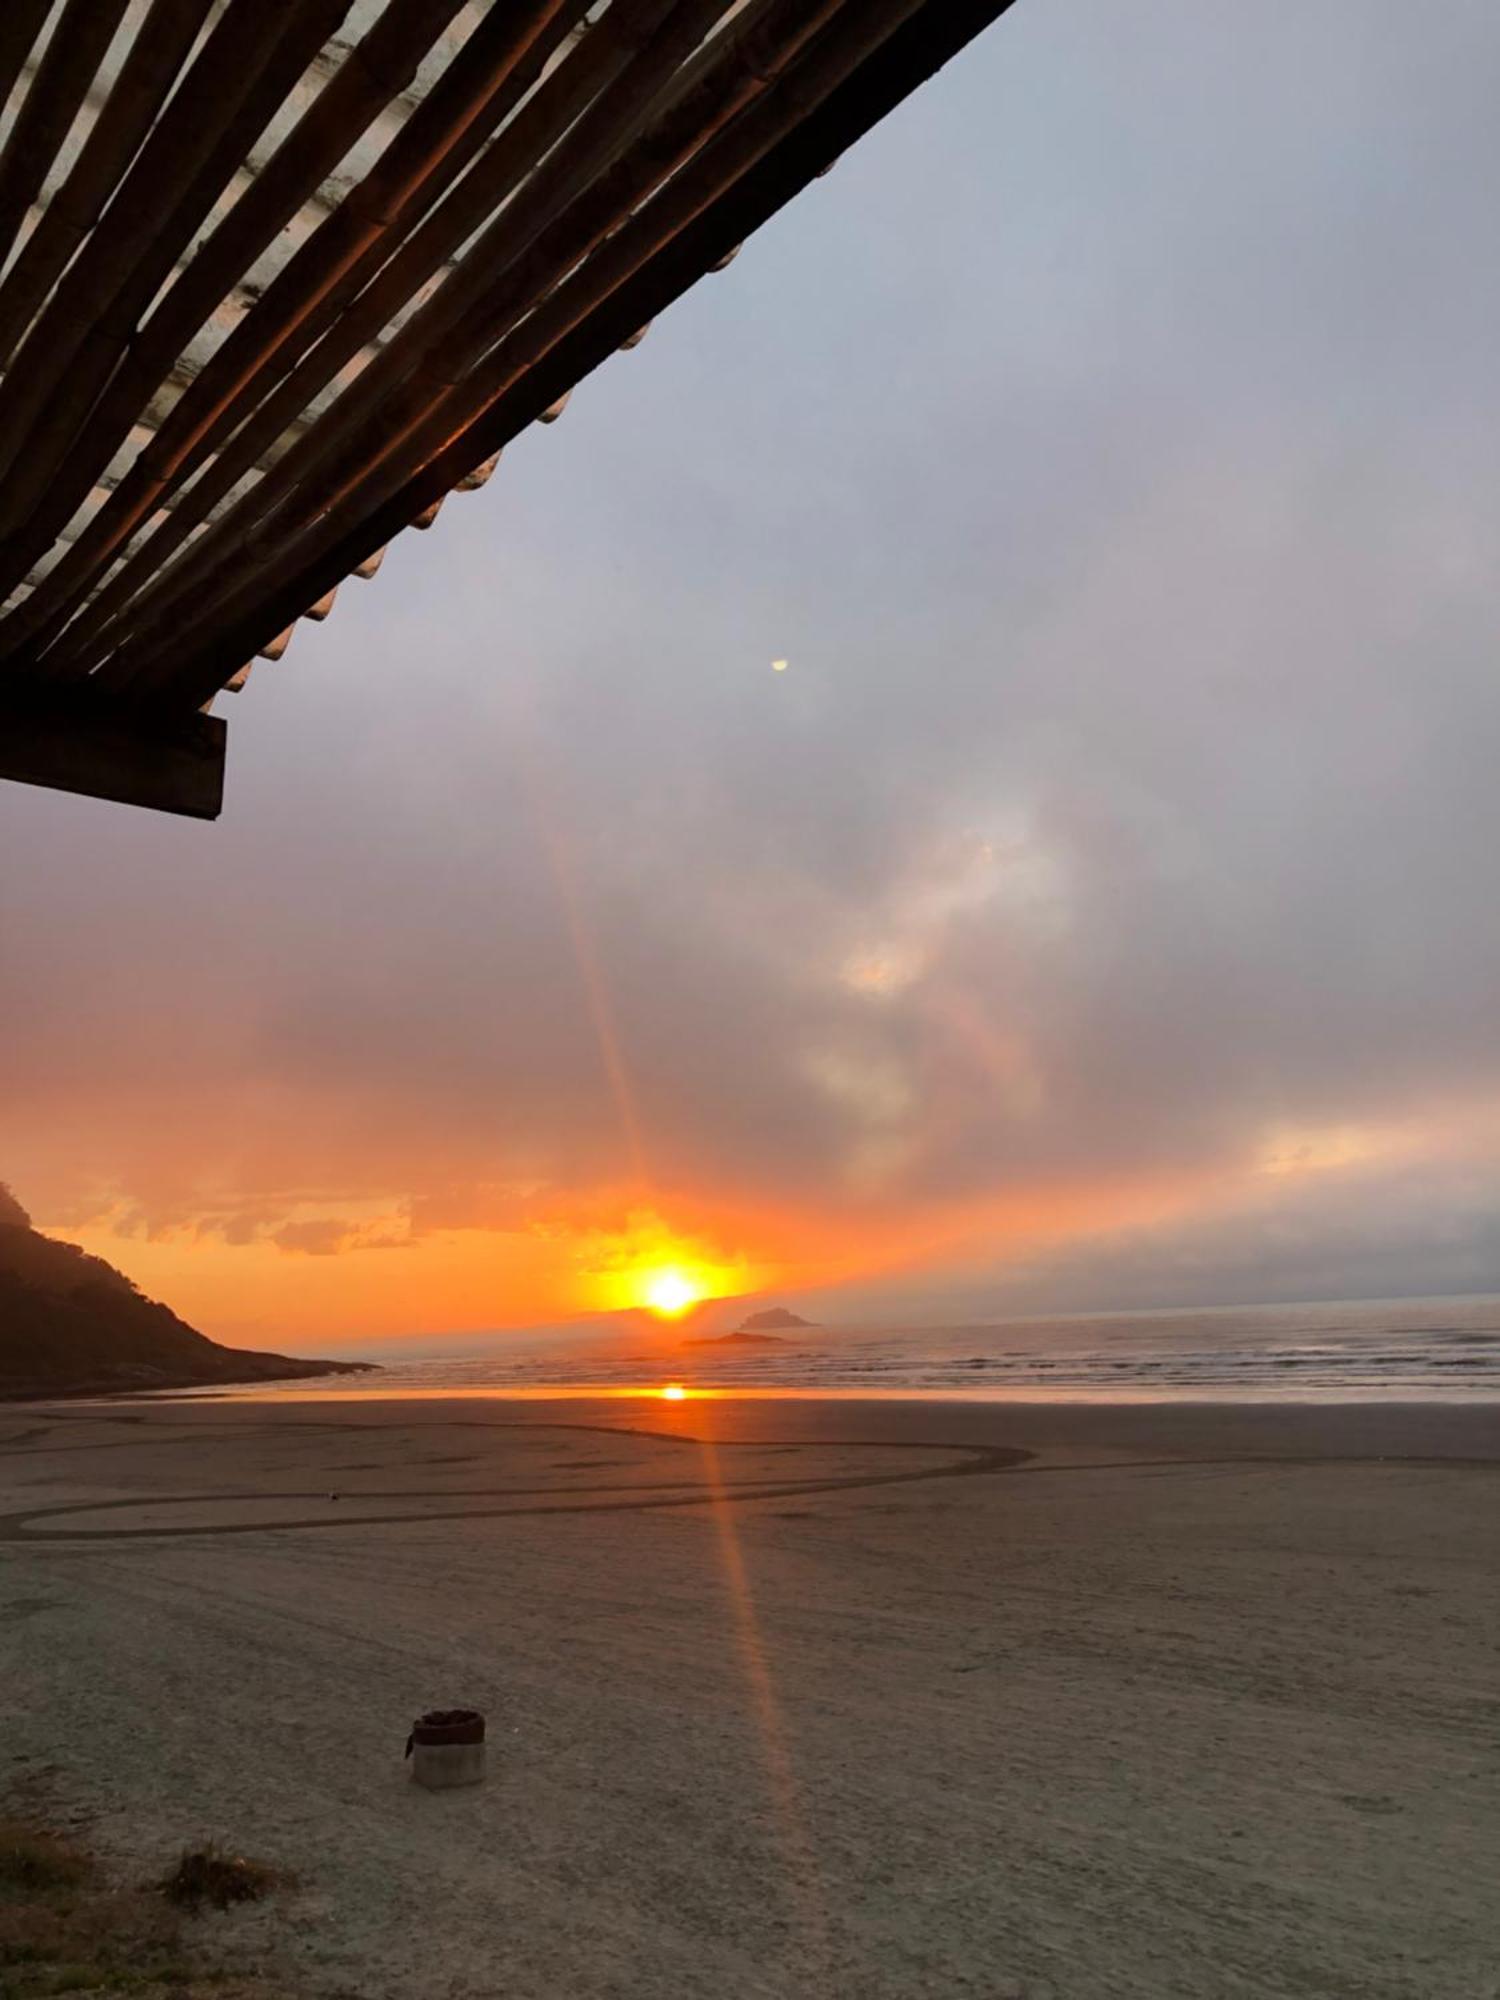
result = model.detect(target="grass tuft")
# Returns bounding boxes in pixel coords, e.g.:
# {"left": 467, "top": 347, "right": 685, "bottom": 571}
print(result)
{"left": 0, "top": 1815, "right": 293, "bottom": 1997}
{"left": 0, "top": 1823, "right": 90, "bottom": 1894}
{"left": 159, "top": 1844, "right": 278, "bottom": 1912}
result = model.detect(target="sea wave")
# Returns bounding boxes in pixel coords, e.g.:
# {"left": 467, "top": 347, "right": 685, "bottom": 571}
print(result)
{"left": 347, "top": 1296, "right": 1500, "bottom": 1401}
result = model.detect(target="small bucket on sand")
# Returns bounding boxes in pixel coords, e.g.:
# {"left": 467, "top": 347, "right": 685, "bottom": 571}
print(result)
{"left": 406, "top": 1708, "right": 485, "bottom": 1790}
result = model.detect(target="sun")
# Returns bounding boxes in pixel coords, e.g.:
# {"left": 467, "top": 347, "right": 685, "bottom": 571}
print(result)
{"left": 660, "top": 1383, "right": 687, "bottom": 1401}
{"left": 642, "top": 1267, "right": 701, "bottom": 1318}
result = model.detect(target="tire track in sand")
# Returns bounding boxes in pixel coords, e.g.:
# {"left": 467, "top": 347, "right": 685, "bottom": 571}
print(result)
{"left": 0, "top": 1432, "right": 1031, "bottom": 1542}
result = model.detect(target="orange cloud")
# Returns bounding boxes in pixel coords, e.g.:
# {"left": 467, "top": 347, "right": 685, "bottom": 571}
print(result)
{"left": 39, "top": 1084, "right": 1500, "bottom": 1354}
{"left": 271, "top": 1216, "right": 410, "bottom": 1256}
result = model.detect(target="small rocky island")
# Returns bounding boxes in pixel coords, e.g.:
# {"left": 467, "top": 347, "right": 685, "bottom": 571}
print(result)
{"left": 0, "top": 1182, "right": 375, "bottom": 1399}
{"left": 685, "top": 1305, "right": 817, "bottom": 1348}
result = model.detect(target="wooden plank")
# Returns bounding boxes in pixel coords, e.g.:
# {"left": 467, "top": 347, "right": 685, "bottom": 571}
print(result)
{"left": 0, "top": 692, "right": 225, "bottom": 817}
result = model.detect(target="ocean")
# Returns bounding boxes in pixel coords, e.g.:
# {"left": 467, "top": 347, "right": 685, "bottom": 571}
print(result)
{"left": 299, "top": 1294, "right": 1500, "bottom": 1401}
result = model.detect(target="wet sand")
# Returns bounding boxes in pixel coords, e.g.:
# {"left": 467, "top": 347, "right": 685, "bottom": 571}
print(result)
{"left": 2, "top": 1395, "right": 1498, "bottom": 1999}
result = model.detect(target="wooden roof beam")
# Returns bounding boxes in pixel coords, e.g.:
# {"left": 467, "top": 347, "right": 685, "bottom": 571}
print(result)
{"left": 24, "top": 0, "right": 659, "bottom": 686}
{"left": 0, "top": 2, "right": 54, "bottom": 121}
{"left": 0, "top": 0, "right": 131, "bottom": 275}
{"left": 0, "top": 0, "right": 475, "bottom": 611}
{"left": 143, "top": 0, "right": 1019, "bottom": 718}
{"left": 0, "top": 685, "right": 224, "bottom": 817}
{"left": 0, "top": 1, "right": 354, "bottom": 558}
{"left": 94, "top": 0, "right": 779, "bottom": 689}
{"left": 3, "top": 0, "right": 586, "bottom": 674}
{"left": 0, "top": 0, "right": 219, "bottom": 373}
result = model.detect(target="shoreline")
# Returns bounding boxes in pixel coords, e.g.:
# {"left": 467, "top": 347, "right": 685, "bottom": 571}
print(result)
{"left": 22, "top": 1387, "right": 1499, "bottom": 1459}
{"left": 0, "top": 1361, "right": 378, "bottom": 1406}
{"left": 34, "top": 1379, "right": 1500, "bottom": 1411}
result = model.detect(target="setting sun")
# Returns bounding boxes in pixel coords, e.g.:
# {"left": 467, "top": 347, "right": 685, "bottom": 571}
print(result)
{"left": 575, "top": 1211, "right": 757, "bottom": 1319}
{"left": 643, "top": 1268, "right": 701, "bottom": 1317}
{"left": 660, "top": 1383, "right": 687, "bottom": 1401}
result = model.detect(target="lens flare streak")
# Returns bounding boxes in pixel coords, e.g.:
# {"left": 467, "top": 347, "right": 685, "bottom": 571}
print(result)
{"left": 694, "top": 1420, "right": 830, "bottom": 1974}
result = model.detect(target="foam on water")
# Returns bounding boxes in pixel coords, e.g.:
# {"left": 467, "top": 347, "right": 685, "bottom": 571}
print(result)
{"left": 331, "top": 1295, "right": 1500, "bottom": 1401}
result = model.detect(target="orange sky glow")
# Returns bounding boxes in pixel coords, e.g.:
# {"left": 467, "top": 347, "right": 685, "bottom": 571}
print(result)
{"left": 38, "top": 1091, "right": 1487, "bottom": 1354}
{"left": 49, "top": 1157, "right": 1240, "bottom": 1351}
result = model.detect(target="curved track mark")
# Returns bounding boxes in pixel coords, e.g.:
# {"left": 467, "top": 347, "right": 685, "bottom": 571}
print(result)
{"left": 0, "top": 1415, "right": 715, "bottom": 1458}
{"left": 4, "top": 1425, "right": 1493, "bottom": 1546}
{"left": 0, "top": 1442, "right": 1029, "bottom": 1542}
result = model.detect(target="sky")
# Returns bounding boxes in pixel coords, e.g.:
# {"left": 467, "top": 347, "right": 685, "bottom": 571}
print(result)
{"left": 3, "top": 1, "right": 1499, "bottom": 1353}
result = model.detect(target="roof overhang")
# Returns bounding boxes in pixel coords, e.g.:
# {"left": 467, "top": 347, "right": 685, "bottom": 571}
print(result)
{"left": 0, "top": 0, "right": 1015, "bottom": 816}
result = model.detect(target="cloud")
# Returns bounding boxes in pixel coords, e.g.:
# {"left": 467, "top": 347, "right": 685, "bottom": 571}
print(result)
{"left": 270, "top": 1218, "right": 411, "bottom": 1257}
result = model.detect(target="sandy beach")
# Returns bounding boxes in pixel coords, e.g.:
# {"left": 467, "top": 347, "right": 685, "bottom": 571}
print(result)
{"left": 2, "top": 1394, "right": 1498, "bottom": 1999}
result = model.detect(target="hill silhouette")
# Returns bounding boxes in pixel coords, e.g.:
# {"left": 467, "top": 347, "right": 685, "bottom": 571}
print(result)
{"left": 0, "top": 1183, "right": 372, "bottom": 1398}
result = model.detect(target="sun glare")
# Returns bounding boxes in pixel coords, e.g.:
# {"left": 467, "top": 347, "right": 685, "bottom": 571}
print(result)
{"left": 580, "top": 1218, "right": 748, "bottom": 1318}
{"left": 661, "top": 1383, "right": 687, "bottom": 1401}
{"left": 643, "top": 1267, "right": 701, "bottom": 1317}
